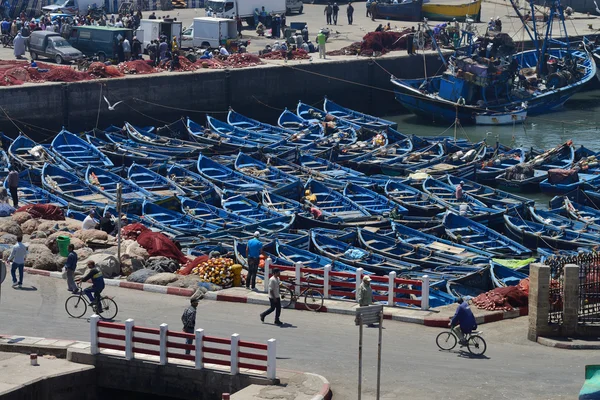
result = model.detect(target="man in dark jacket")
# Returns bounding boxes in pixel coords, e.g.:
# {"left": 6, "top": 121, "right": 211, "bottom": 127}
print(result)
{"left": 347, "top": 3, "right": 354, "bottom": 25}
{"left": 77, "top": 260, "right": 105, "bottom": 311}
{"left": 450, "top": 298, "right": 477, "bottom": 345}
{"left": 181, "top": 298, "right": 199, "bottom": 354}
{"left": 332, "top": 3, "right": 339, "bottom": 25}
{"left": 131, "top": 36, "right": 142, "bottom": 60}
{"left": 324, "top": 3, "right": 332, "bottom": 25}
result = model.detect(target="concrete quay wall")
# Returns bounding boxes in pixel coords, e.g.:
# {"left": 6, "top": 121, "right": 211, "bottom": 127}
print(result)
{"left": 0, "top": 54, "right": 443, "bottom": 137}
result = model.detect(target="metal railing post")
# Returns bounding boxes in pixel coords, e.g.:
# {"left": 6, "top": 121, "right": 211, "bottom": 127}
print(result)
{"left": 159, "top": 323, "right": 168, "bottom": 365}
{"left": 230, "top": 333, "right": 239, "bottom": 375}
{"left": 355, "top": 268, "right": 363, "bottom": 302}
{"left": 421, "top": 275, "right": 430, "bottom": 311}
{"left": 195, "top": 328, "right": 204, "bottom": 370}
{"left": 90, "top": 314, "right": 100, "bottom": 355}
{"left": 125, "top": 318, "right": 134, "bottom": 360}
{"left": 267, "top": 338, "right": 277, "bottom": 380}
{"left": 264, "top": 257, "right": 271, "bottom": 294}
{"left": 388, "top": 272, "right": 396, "bottom": 307}
{"left": 324, "top": 264, "right": 330, "bottom": 299}
{"left": 295, "top": 262, "right": 302, "bottom": 296}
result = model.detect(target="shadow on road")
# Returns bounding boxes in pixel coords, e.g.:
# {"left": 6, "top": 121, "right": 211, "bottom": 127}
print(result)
{"left": 456, "top": 351, "right": 490, "bottom": 360}
{"left": 13, "top": 285, "right": 37, "bottom": 291}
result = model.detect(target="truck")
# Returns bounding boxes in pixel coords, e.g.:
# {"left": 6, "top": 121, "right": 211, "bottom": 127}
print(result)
{"left": 42, "top": 0, "right": 96, "bottom": 15}
{"left": 205, "top": 0, "right": 286, "bottom": 25}
{"left": 136, "top": 18, "right": 183, "bottom": 53}
{"left": 181, "top": 17, "right": 237, "bottom": 49}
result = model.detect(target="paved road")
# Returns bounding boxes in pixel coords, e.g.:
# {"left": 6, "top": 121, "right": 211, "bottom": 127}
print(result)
{"left": 1, "top": 274, "right": 597, "bottom": 400}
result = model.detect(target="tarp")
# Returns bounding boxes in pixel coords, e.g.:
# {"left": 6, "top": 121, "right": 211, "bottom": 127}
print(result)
{"left": 177, "top": 254, "right": 209, "bottom": 275}
{"left": 16, "top": 203, "right": 64, "bottom": 220}
{"left": 121, "top": 223, "right": 150, "bottom": 240}
{"left": 136, "top": 230, "right": 188, "bottom": 265}
{"left": 548, "top": 168, "right": 579, "bottom": 185}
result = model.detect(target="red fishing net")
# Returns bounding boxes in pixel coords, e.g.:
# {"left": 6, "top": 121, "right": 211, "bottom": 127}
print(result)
{"left": 328, "top": 29, "right": 413, "bottom": 56}
{"left": 259, "top": 49, "right": 310, "bottom": 60}
{"left": 472, "top": 278, "right": 530, "bottom": 311}
{"left": 15, "top": 204, "right": 65, "bottom": 220}
{"left": 136, "top": 230, "right": 189, "bottom": 265}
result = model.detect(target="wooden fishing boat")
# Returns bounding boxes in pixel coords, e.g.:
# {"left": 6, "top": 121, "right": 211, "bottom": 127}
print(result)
{"left": 476, "top": 148, "right": 526, "bottom": 185}
{"left": 344, "top": 141, "right": 416, "bottom": 175}
{"left": 207, "top": 116, "right": 294, "bottom": 149}
{"left": 164, "top": 164, "right": 219, "bottom": 205}
{"left": 392, "top": 221, "right": 493, "bottom": 263}
{"left": 474, "top": 108, "right": 527, "bottom": 125}
{"left": 86, "top": 135, "right": 170, "bottom": 167}
{"left": 127, "top": 163, "right": 186, "bottom": 198}
{"left": 384, "top": 180, "right": 446, "bottom": 217}
{"left": 343, "top": 182, "right": 407, "bottom": 215}
{"left": 234, "top": 152, "right": 300, "bottom": 188}
{"left": 563, "top": 197, "right": 600, "bottom": 225}
{"left": 96, "top": 129, "right": 198, "bottom": 158}
{"left": 142, "top": 200, "right": 219, "bottom": 235}
{"left": 357, "top": 228, "right": 461, "bottom": 268}
{"left": 41, "top": 163, "right": 112, "bottom": 206}
{"left": 277, "top": 109, "right": 358, "bottom": 148}
{"left": 303, "top": 179, "right": 371, "bottom": 220}
{"left": 443, "top": 212, "right": 532, "bottom": 258}
{"left": 322, "top": 97, "right": 398, "bottom": 130}
{"left": 495, "top": 141, "right": 575, "bottom": 193}
{"left": 528, "top": 206, "right": 600, "bottom": 235}
{"left": 125, "top": 122, "right": 207, "bottom": 153}
{"left": 221, "top": 193, "right": 284, "bottom": 221}
{"left": 203, "top": 215, "right": 296, "bottom": 241}
{"left": 51, "top": 130, "right": 114, "bottom": 169}
{"left": 180, "top": 196, "right": 254, "bottom": 229}
{"left": 539, "top": 171, "right": 600, "bottom": 195}
{"left": 421, "top": 0, "right": 482, "bottom": 21}
{"left": 185, "top": 118, "right": 260, "bottom": 153}
{"left": 410, "top": 142, "right": 488, "bottom": 176}
{"left": 276, "top": 240, "right": 359, "bottom": 273}
{"left": 228, "top": 109, "right": 296, "bottom": 137}
{"left": 197, "top": 154, "right": 267, "bottom": 193}
{"left": 86, "top": 166, "right": 159, "bottom": 202}
{"left": 8, "top": 171, "right": 69, "bottom": 208}
{"left": 446, "top": 175, "right": 533, "bottom": 211}
{"left": 296, "top": 101, "right": 362, "bottom": 130}
{"left": 8, "top": 134, "right": 59, "bottom": 171}
{"left": 504, "top": 214, "right": 600, "bottom": 250}
{"left": 294, "top": 153, "right": 378, "bottom": 188}
{"left": 446, "top": 265, "right": 494, "bottom": 299}
{"left": 311, "top": 230, "right": 416, "bottom": 274}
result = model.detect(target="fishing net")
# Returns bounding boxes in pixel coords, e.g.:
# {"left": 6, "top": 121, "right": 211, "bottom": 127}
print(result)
{"left": 328, "top": 29, "right": 414, "bottom": 57}
{"left": 472, "top": 278, "right": 529, "bottom": 311}
{"left": 118, "top": 60, "right": 157, "bottom": 75}
{"left": 259, "top": 49, "right": 311, "bottom": 60}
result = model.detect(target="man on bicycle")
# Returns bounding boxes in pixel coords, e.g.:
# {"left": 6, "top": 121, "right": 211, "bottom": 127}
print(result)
{"left": 449, "top": 298, "right": 477, "bottom": 346}
{"left": 77, "top": 260, "right": 105, "bottom": 312}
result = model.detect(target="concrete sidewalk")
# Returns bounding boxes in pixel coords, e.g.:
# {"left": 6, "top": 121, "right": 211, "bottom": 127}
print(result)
{"left": 538, "top": 336, "right": 600, "bottom": 350}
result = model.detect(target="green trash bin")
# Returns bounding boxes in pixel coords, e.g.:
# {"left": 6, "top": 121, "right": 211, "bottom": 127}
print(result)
{"left": 57, "top": 236, "right": 71, "bottom": 257}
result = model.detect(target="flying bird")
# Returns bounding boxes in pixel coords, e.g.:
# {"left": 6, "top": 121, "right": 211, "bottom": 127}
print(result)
{"left": 103, "top": 96, "right": 123, "bottom": 111}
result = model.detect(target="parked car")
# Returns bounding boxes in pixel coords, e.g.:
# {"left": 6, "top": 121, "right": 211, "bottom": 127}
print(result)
{"left": 28, "top": 30, "right": 83, "bottom": 64}
{"left": 67, "top": 26, "right": 133, "bottom": 62}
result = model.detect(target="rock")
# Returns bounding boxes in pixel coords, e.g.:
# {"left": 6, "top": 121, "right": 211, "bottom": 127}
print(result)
{"left": 0, "top": 219, "right": 23, "bottom": 237}
{"left": 145, "top": 272, "right": 180, "bottom": 286}
{"left": 31, "top": 230, "right": 48, "bottom": 239}
{"left": 167, "top": 274, "right": 202, "bottom": 288}
{"left": 76, "top": 253, "right": 120, "bottom": 278}
{"left": 0, "top": 233, "right": 17, "bottom": 245}
{"left": 26, "top": 243, "right": 58, "bottom": 271}
{"left": 73, "top": 229, "right": 108, "bottom": 242}
{"left": 96, "top": 246, "right": 118, "bottom": 256}
{"left": 126, "top": 241, "right": 150, "bottom": 260}
{"left": 120, "top": 254, "right": 145, "bottom": 276}
{"left": 55, "top": 254, "right": 67, "bottom": 268}
{"left": 127, "top": 269, "right": 157, "bottom": 283}
{"left": 12, "top": 212, "right": 32, "bottom": 225}
{"left": 75, "top": 247, "right": 94, "bottom": 261}
{"left": 146, "top": 256, "right": 180, "bottom": 273}
{"left": 2, "top": 248, "right": 9, "bottom": 261}
{"left": 21, "top": 219, "right": 41, "bottom": 235}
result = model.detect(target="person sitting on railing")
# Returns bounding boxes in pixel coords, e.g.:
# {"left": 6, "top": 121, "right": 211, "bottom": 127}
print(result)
{"left": 77, "top": 260, "right": 105, "bottom": 313}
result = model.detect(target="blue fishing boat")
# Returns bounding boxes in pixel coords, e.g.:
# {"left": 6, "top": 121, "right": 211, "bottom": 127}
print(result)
{"left": 180, "top": 196, "right": 254, "bottom": 229}
{"left": 345, "top": 140, "right": 417, "bottom": 175}
{"left": 86, "top": 135, "right": 170, "bottom": 167}
{"left": 86, "top": 165, "right": 160, "bottom": 202}
{"left": 7, "top": 171, "right": 68, "bottom": 208}
{"left": 186, "top": 118, "right": 260, "bottom": 153}
{"left": 51, "top": 130, "right": 114, "bottom": 169}
{"left": 228, "top": 109, "right": 296, "bottom": 137}
{"left": 303, "top": 179, "right": 371, "bottom": 220}
{"left": 382, "top": 142, "right": 446, "bottom": 176}
{"left": 277, "top": 108, "right": 358, "bottom": 148}
{"left": 221, "top": 193, "right": 284, "bottom": 221}
{"left": 409, "top": 142, "right": 488, "bottom": 176}
{"left": 371, "top": 0, "right": 422, "bottom": 21}
{"left": 384, "top": 180, "right": 445, "bottom": 217}
{"left": 142, "top": 200, "right": 219, "bottom": 235}
{"left": 233, "top": 152, "right": 300, "bottom": 188}
{"left": 343, "top": 182, "right": 407, "bottom": 215}
{"left": 443, "top": 212, "right": 532, "bottom": 258}
{"left": 446, "top": 175, "right": 533, "bottom": 211}
{"left": 8, "top": 134, "right": 59, "bottom": 171}
{"left": 528, "top": 206, "right": 600, "bottom": 235}
{"left": 164, "top": 164, "right": 219, "bottom": 204}
{"left": 322, "top": 97, "right": 398, "bottom": 130}
{"left": 197, "top": 154, "right": 267, "bottom": 193}
{"left": 207, "top": 116, "right": 292, "bottom": 148}
{"left": 127, "top": 163, "right": 186, "bottom": 198}
{"left": 496, "top": 141, "right": 574, "bottom": 193}
{"left": 100, "top": 128, "right": 205, "bottom": 158}
{"left": 203, "top": 215, "right": 296, "bottom": 241}
{"left": 476, "top": 148, "right": 526, "bottom": 185}
{"left": 446, "top": 265, "right": 495, "bottom": 298}
{"left": 125, "top": 122, "right": 207, "bottom": 152}
{"left": 391, "top": 0, "right": 596, "bottom": 125}
{"left": 563, "top": 197, "right": 600, "bottom": 225}
{"left": 41, "top": 163, "right": 112, "bottom": 206}
{"left": 261, "top": 190, "right": 305, "bottom": 216}
{"left": 504, "top": 214, "right": 600, "bottom": 250}
{"left": 490, "top": 262, "right": 528, "bottom": 287}
{"left": 310, "top": 230, "right": 416, "bottom": 274}
{"left": 296, "top": 101, "right": 362, "bottom": 131}
{"left": 294, "top": 153, "right": 378, "bottom": 187}
{"left": 276, "top": 240, "right": 359, "bottom": 273}
{"left": 539, "top": 170, "right": 600, "bottom": 195}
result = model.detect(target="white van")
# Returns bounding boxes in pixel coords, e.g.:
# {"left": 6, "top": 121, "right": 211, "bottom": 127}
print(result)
{"left": 286, "top": 0, "right": 303, "bottom": 14}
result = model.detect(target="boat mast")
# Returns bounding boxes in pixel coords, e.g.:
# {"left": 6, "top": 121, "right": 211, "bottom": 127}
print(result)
{"left": 508, "top": 0, "right": 538, "bottom": 54}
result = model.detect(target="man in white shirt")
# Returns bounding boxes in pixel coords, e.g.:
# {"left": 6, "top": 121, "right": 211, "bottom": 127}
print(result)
{"left": 260, "top": 268, "right": 282, "bottom": 325}
{"left": 8, "top": 235, "right": 27, "bottom": 288}
{"left": 219, "top": 46, "right": 229, "bottom": 56}
{"left": 82, "top": 211, "right": 98, "bottom": 230}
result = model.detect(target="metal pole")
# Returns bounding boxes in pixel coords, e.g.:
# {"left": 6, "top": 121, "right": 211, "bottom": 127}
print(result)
{"left": 116, "top": 183, "right": 122, "bottom": 262}
{"left": 358, "top": 315, "right": 363, "bottom": 400}
{"left": 376, "top": 311, "right": 383, "bottom": 400}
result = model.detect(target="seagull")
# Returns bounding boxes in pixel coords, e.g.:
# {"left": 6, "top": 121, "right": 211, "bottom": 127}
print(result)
{"left": 531, "top": 123, "right": 537, "bottom": 128}
{"left": 103, "top": 96, "right": 123, "bottom": 111}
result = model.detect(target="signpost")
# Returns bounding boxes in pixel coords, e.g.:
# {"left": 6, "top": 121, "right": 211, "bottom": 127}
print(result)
{"left": 355, "top": 305, "right": 384, "bottom": 400}
{"left": 0, "top": 260, "right": 6, "bottom": 304}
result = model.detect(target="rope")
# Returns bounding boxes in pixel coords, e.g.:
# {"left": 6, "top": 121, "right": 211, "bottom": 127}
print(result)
{"left": 132, "top": 98, "right": 229, "bottom": 114}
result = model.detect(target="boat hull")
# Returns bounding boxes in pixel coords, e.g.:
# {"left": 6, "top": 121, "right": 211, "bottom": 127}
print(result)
{"left": 373, "top": 0, "right": 422, "bottom": 21}
{"left": 421, "top": 0, "right": 482, "bottom": 21}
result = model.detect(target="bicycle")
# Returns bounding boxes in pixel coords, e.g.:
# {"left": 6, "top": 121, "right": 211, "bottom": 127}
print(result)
{"left": 436, "top": 328, "right": 487, "bottom": 356}
{"left": 1, "top": 33, "right": 13, "bottom": 48}
{"left": 279, "top": 278, "right": 324, "bottom": 311}
{"left": 65, "top": 283, "right": 118, "bottom": 321}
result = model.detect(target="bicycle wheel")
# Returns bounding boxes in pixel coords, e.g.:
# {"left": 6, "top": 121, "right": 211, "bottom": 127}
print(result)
{"left": 279, "top": 285, "right": 294, "bottom": 309}
{"left": 65, "top": 295, "right": 88, "bottom": 318}
{"left": 97, "top": 297, "right": 118, "bottom": 321}
{"left": 467, "top": 335, "right": 487, "bottom": 356}
{"left": 303, "top": 288, "right": 323, "bottom": 311}
{"left": 436, "top": 331, "right": 457, "bottom": 351}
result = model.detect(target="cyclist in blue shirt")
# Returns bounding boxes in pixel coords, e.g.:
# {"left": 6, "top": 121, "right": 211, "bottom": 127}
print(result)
{"left": 450, "top": 298, "right": 477, "bottom": 345}
{"left": 246, "top": 231, "right": 263, "bottom": 290}
{"left": 77, "top": 260, "right": 105, "bottom": 311}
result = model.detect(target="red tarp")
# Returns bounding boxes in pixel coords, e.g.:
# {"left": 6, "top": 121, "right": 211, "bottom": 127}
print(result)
{"left": 121, "top": 223, "right": 150, "bottom": 240}
{"left": 177, "top": 254, "right": 209, "bottom": 275}
{"left": 136, "top": 230, "right": 189, "bottom": 265}
{"left": 16, "top": 204, "right": 65, "bottom": 220}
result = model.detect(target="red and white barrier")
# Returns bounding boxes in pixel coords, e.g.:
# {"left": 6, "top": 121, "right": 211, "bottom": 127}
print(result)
{"left": 89, "top": 315, "right": 277, "bottom": 379}
{"left": 263, "top": 258, "right": 430, "bottom": 310}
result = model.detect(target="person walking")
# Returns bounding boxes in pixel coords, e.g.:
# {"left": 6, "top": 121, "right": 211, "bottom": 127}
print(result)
{"left": 317, "top": 30, "right": 327, "bottom": 59}
{"left": 8, "top": 235, "right": 27, "bottom": 288}
{"left": 246, "top": 231, "right": 263, "bottom": 290}
{"left": 65, "top": 244, "right": 78, "bottom": 293}
{"left": 347, "top": 3, "right": 354, "bottom": 25}
{"left": 260, "top": 268, "right": 282, "bottom": 325}
{"left": 324, "top": 3, "right": 332, "bottom": 25}
{"left": 332, "top": 2, "right": 339, "bottom": 24}
{"left": 181, "top": 297, "right": 199, "bottom": 354}
{"left": 357, "top": 275, "right": 373, "bottom": 307}
{"left": 122, "top": 36, "right": 131, "bottom": 61}
{"left": 6, "top": 168, "right": 18, "bottom": 207}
